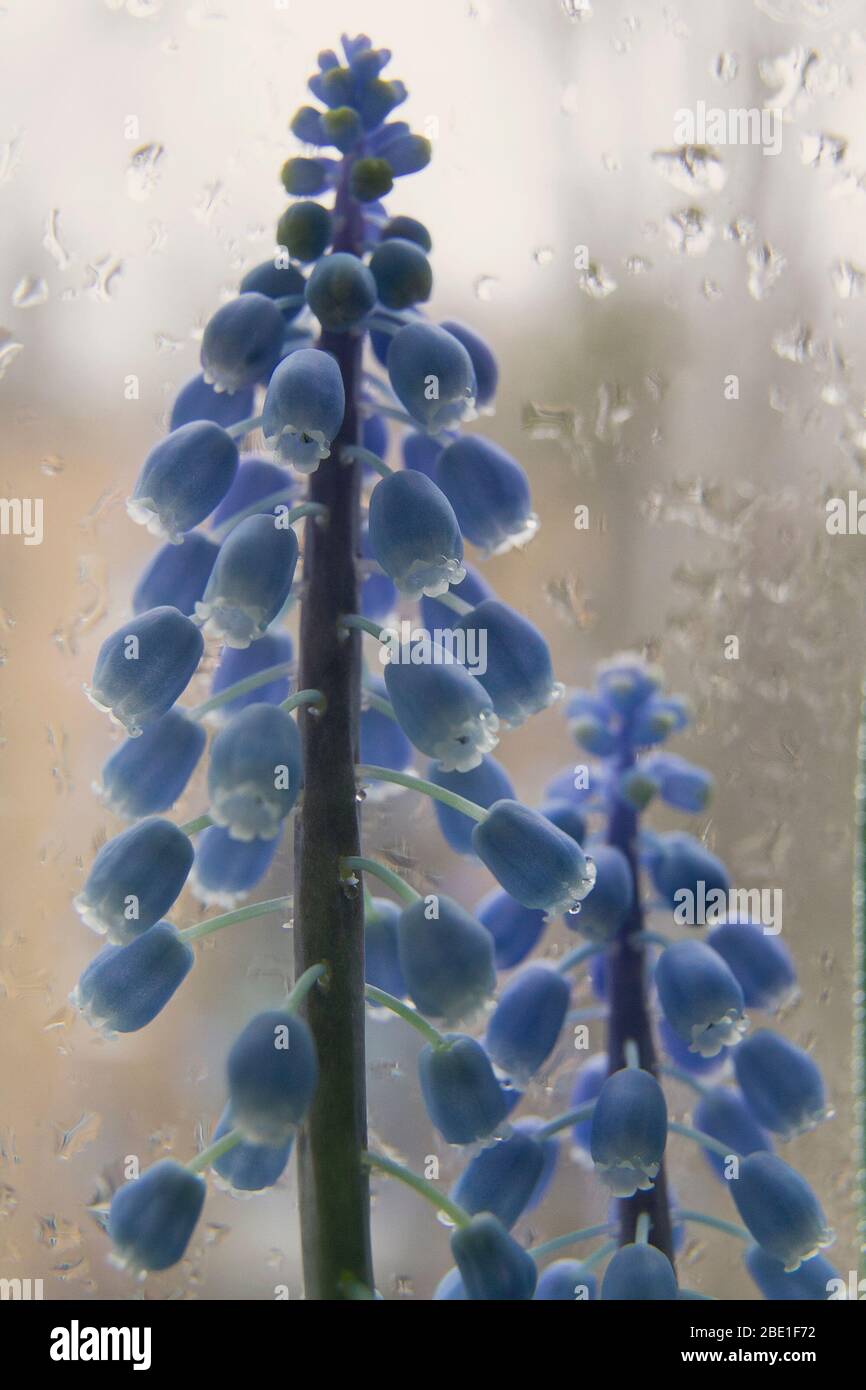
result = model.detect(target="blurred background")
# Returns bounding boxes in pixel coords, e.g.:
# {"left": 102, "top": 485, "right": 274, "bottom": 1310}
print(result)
{"left": 1, "top": 0, "right": 864, "bottom": 1299}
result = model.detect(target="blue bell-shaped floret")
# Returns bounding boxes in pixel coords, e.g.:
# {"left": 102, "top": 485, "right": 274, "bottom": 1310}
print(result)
{"left": 195, "top": 514, "right": 299, "bottom": 648}
{"left": 262, "top": 347, "right": 346, "bottom": 472}
{"left": 208, "top": 703, "right": 302, "bottom": 841}
{"left": 200, "top": 292, "right": 285, "bottom": 393}
{"left": 72, "top": 920, "right": 194, "bottom": 1035}
{"left": 450, "top": 1123, "right": 554, "bottom": 1229}
{"left": 170, "top": 373, "right": 255, "bottom": 432}
{"left": 733, "top": 1030, "right": 830, "bottom": 1139}
{"left": 132, "top": 533, "right": 220, "bottom": 617}
{"left": 211, "top": 1105, "right": 293, "bottom": 1193}
{"left": 455, "top": 600, "right": 559, "bottom": 727}
{"left": 427, "top": 756, "right": 514, "bottom": 856}
{"left": 387, "top": 323, "right": 476, "bottom": 433}
{"left": 730, "top": 1153, "right": 834, "bottom": 1271}
{"left": 485, "top": 964, "right": 570, "bottom": 1082}
{"left": 590, "top": 1066, "right": 668, "bottom": 1197}
{"left": 396, "top": 894, "right": 496, "bottom": 1021}
{"left": 208, "top": 632, "right": 294, "bottom": 722}
{"left": 535, "top": 1260, "right": 597, "bottom": 1301}
{"left": 128, "top": 422, "right": 238, "bottom": 543}
{"left": 475, "top": 888, "right": 547, "bottom": 970}
{"left": 655, "top": 939, "right": 747, "bottom": 1058}
{"left": 744, "top": 1246, "right": 840, "bottom": 1301}
{"left": 74, "top": 817, "right": 193, "bottom": 945}
{"left": 226, "top": 1009, "right": 319, "bottom": 1146}
{"left": 108, "top": 1159, "right": 205, "bottom": 1274}
{"left": 190, "top": 825, "right": 281, "bottom": 908}
{"left": 439, "top": 320, "right": 498, "bottom": 409}
{"left": 418, "top": 1034, "right": 508, "bottom": 1144}
{"left": 707, "top": 920, "right": 797, "bottom": 1013}
{"left": 383, "top": 643, "right": 499, "bottom": 772}
{"left": 96, "top": 710, "right": 205, "bottom": 819}
{"left": 450, "top": 1214, "right": 537, "bottom": 1301}
{"left": 601, "top": 1243, "right": 678, "bottom": 1301}
{"left": 567, "top": 843, "right": 632, "bottom": 943}
{"left": 471, "top": 799, "right": 596, "bottom": 913}
{"left": 364, "top": 897, "right": 406, "bottom": 997}
{"left": 209, "top": 456, "right": 297, "bottom": 531}
{"left": 88, "top": 606, "right": 203, "bottom": 736}
{"left": 692, "top": 1085, "right": 773, "bottom": 1180}
{"left": 367, "top": 469, "right": 464, "bottom": 599}
{"left": 436, "top": 435, "right": 536, "bottom": 554}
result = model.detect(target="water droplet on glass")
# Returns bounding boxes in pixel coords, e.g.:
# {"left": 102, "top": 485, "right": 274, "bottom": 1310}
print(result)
{"left": 11, "top": 275, "right": 48, "bottom": 309}
{"left": 665, "top": 207, "right": 714, "bottom": 257}
{"left": 43, "top": 209, "right": 71, "bottom": 269}
{"left": 712, "top": 52, "right": 738, "bottom": 83}
{"left": 652, "top": 146, "right": 726, "bottom": 195}
{"left": 830, "top": 260, "right": 865, "bottom": 299}
{"left": 474, "top": 275, "right": 499, "bottom": 302}
{"left": 746, "top": 243, "right": 786, "bottom": 300}
{"left": 533, "top": 246, "right": 554, "bottom": 267}
{"left": 625, "top": 255, "right": 652, "bottom": 275}
{"left": 0, "top": 328, "right": 23, "bottom": 380}
{"left": 561, "top": 0, "right": 593, "bottom": 19}
{"left": 127, "top": 143, "right": 165, "bottom": 201}
{"left": 800, "top": 130, "right": 847, "bottom": 168}
{"left": 576, "top": 262, "right": 617, "bottom": 298}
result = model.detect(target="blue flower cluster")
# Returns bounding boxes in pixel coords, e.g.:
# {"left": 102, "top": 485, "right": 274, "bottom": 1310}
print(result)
{"left": 73, "top": 31, "right": 835, "bottom": 1303}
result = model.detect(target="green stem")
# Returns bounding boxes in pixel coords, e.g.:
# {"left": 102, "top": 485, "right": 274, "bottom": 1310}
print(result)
{"left": 582, "top": 1237, "right": 618, "bottom": 1272}
{"left": 286, "top": 962, "right": 328, "bottom": 1014}
{"left": 179, "top": 895, "right": 292, "bottom": 943}
{"left": 430, "top": 589, "right": 473, "bottom": 617}
{"left": 187, "top": 661, "right": 295, "bottom": 721}
{"left": 668, "top": 1121, "right": 741, "bottom": 1162}
{"left": 355, "top": 765, "right": 487, "bottom": 822}
{"left": 365, "top": 985, "right": 445, "bottom": 1048}
{"left": 535, "top": 1101, "right": 596, "bottom": 1141}
{"left": 363, "top": 1151, "right": 471, "bottom": 1229}
{"left": 187, "top": 1127, "right": 242, "bottom": 1174}
{"left": 530, "top": 1223, "right": 613, "bottom": 1261}
{"left": 280, "top": 688, "right": 326, "bottom": 715}
{"left": 557, "top": 941, "right": 605, "bottom": 974}
{"left": 635, "top": 1212, "right": 651, "bottom": 1245}
{"left": 227, "top": 413, "right": 264, "bottom": 440}
{"left": 677, "top": 1209, "right": 750, "bottom": 1241}
{"left": 341, "top": 445, "right": 393, "bottom": 477}
{"left": 659, "top": 1064, "right": 710, "bottom": 1098}
{"left": 363, "top": 688, "right": 397, "bottom": 721}
{"left": 340, "top": 854, "right": 420, "bottom": 905}
{"left": 179, "top": 813, "right": 213, "bottom": 836}
{"left": 210, "top": 495, "right": 325, "bottom": 542}
{"left": 340, "top": 613, "right": 385, "bottom": 641}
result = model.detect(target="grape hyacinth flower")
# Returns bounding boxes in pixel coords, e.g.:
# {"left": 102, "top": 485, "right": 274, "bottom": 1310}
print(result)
{"left": 733, "top": 1030, "right": 830, "bottom": 1139}
{"left": 730, "top": 1153, "right": 834, "bottom": 1271}
{"left": 227, "top": 1009, "right": 319, "bottom": 1146}
{"left": 95, "top": 709, "right": 205, "bottom": 819}
{"left": 170, "top": 373, "right": 255, "bottom": 432}
{"left": 436, "top": 435, "right": 537, "bottom": 553}
{"left": 417, "top": 1034, "right": 508, "bottom": 1144}
{"left": 108, "top": 1160, "right": 206, "bottom": 1275}
{"left": 707, "top": 919, "right": 798, "bottom": 1013}
{"left": 208, "top": 632, "right": 294, "bottom": 721}
{"left": 471, "top": 799, "right": 596, "bottom": 913}
{"left": 367, "top": 469, "right": 465, "bottom": 598}
{"left": 200, "top": 292, "right": 285, "bottom": 393}
{"left": 475, "top": 888, "right": 546, "bottom": 970}
{"left": 601, "top": 1243, "right": 678, "bottom": 1301}
{"left": 87, "top": 606, "right": 203, "bottom": 736}
{"left": 211, "top": 1106, "right": 293, "bottom": 1194}
{"left": 190, "top": 825, "right": 281, "bottom": 908}
{"left": 74, "top": 817, "right": 194, "bottom": 945}
{"left": 132, "top": 533, "right": 220, "bottom": 617}
{"left": 208, "top": 703, "right": 302, "bottom": 841}
{"left": 590, "top": 1067, "right": 668, "bottom": 1197}
{"left": 72, "top": 921, "right": 194, "bottom": 1035}
{"left": 535, "top": 1260, "right": 597, "bottom": 1301}
{"left": 387, "top": 322, "right": 476, "bottom": 432}
{"left": 450, "top": 1214, "right": 537, "bottom": 1302}
{"left": 692, "top": 1085, "right": 773, "bottom": 1180}
{"left": 428, "top": 755, "right": 514, "bottom": 856}
{"left": 454, "top": 600, "right": 560, "bottom": 726}
{"left": 127, "top": 422, "right": 239, "bottom": 543}
{"left": 383, "top": 642, "right": 499, "bottom": 772}
{"left": 364, "top": 897, "right": 406, "bottom": 998}
{"left": 451, "top": 1122, "right": 554, "bottom": 1229}
{"left": 396, "top": 895, "right": 496, "bottom": 1021}
{"left": 485, "top": 964, "right": 571, "bottom": 1081}
{"left": 195, "top": 514, "right": 299, "bottom": 647}
{"left": 655, "top": 939, "right": 748, "bottom": 1058}
{"left": 262, "top": 347, "right": 346, "bottom": 472}
{"left": 73, "top": 31, "right": 838, "bottom": 1308}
